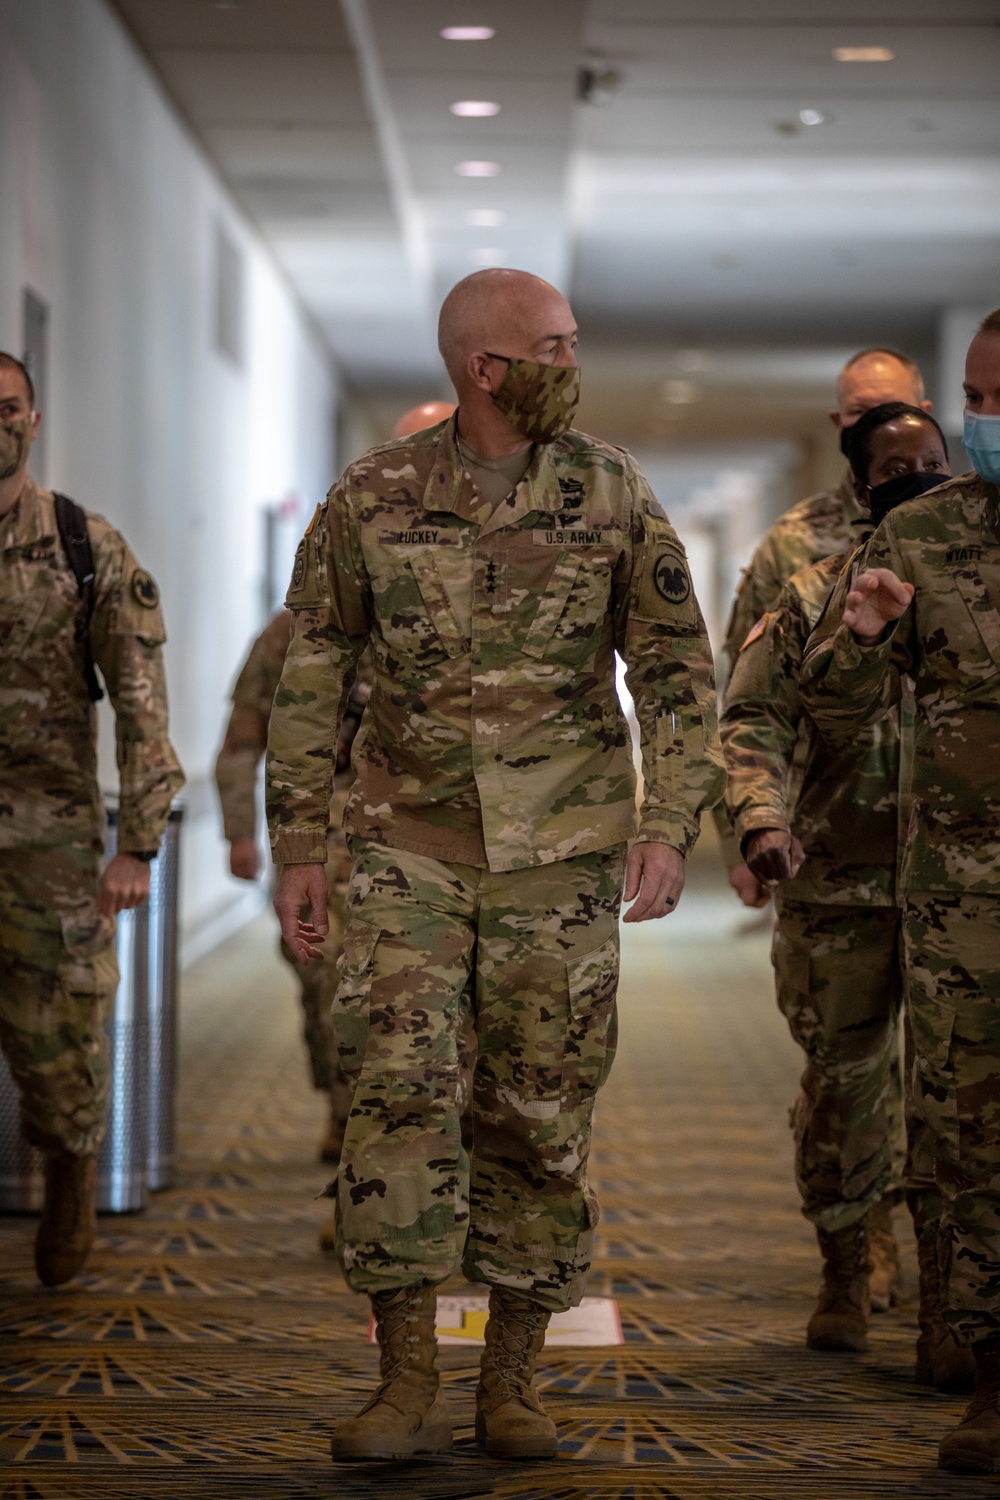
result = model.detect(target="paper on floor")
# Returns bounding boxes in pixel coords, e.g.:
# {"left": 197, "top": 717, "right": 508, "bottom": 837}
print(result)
{"left": 368, "top": 1294, "right": 623, "bottom": 1346}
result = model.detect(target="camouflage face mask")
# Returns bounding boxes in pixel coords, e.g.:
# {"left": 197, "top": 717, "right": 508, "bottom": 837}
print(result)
{"left": 487, "top": 355, "right": 581, "bottom": 444}
{"left": 0, "top": 417, "right": 34, "bottom": 481}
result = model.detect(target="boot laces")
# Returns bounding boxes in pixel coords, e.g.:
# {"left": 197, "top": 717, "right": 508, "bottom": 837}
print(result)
{"left": 375, "top": 1295, "right": 422, "bottom": 1384}
{"left": 489, "top": 1299, "right": 547, "bottom": 1400}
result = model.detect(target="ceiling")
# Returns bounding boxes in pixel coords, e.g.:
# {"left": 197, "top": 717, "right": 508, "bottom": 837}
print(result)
{"left": 110, "top": 0, "right": 1000, "bottom": 447}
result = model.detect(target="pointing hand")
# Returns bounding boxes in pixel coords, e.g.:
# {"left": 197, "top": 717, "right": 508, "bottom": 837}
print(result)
{"left": 843, "top": 567, "right": 914, "bottom": 646}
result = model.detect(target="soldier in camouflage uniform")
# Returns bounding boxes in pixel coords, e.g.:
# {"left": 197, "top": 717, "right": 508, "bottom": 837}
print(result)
{"left": 266, "top": 269, "right": 723, "bottom": 1464}
{"left": 799, "top": 311, "right": 1000, "bottom": 1473}
{"left": 719, "top": 346, "right": 933, "bottom": 900}
{"left": 0, "top": 352, "right": 183, "bottom": 1286}
{"left": 717, "top": 347, "right": 934, "bottom": 1302}
{"left": 723, "top": 403, "right": 972, "bottom": 1387}
{"left": 214, "top": 610, "right": 367, "bottom": 1170}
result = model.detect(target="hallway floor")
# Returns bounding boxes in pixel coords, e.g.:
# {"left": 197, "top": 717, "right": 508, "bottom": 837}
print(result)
{"left": 1, "top": 874, "right": 992, "bottom": 1498}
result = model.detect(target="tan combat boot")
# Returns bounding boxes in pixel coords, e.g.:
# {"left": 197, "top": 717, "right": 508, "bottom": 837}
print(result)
{"left": 915, "top": 1219, "right": 975, "bottom": 1392}
{"left": 34, "top": 1153, "right": 97, "bottom": 1287}
{"left": 867, "top": 1199, "right": 903, "bottom": 1312}
{"left": 806, "top": 1220, "right": 871, "bottom": 1352}
{"left": 330, "top": 1285, "right": 452, "bottom": 1462}
{"left": 318, "top": 1213, "right": 337, "bottom": 1255}
{"left": 318, "top": 1104, "right": 345, "bottom": 1166}
{"left": 939, "top": 1341, "right": 1000, "bottom": 1472}
{"left": 476, "top": 1287, "right": 557, "bottom": 1460}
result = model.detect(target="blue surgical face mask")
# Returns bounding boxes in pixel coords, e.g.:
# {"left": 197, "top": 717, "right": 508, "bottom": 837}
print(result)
{"left": 964, "top": 410, "right": 1000, "bottom": 485}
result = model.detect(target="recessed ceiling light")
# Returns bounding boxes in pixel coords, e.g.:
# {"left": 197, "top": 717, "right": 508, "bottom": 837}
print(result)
{"left": 661, "top": 380, "right": 701, "bottom": 406}
{"left": 450, "top": 100, "right": 501, "bottom": 118}
{"left": 441, "top": 26, "right": 495, "bottom": 41}
{"left": 456, "top": 160, "right": 501, "bottom": 177}
{"left": 833, "top": 46, "right": 894, "bottom": 62}
{"left": 471, "top": 248, "right": 505, "bottom": 266}
{"left": 465, "top": 209, "right": 506, "bottom": 227}
{"left": 798, "top": 108, "right": 826, "bottom": 127}
{"left": 676, "top": 349, "right": 709, "bottom": 372}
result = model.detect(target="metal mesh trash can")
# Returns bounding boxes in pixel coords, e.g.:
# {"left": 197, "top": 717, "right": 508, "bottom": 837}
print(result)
{"left": 0, "top": 1052, "right": 43, "bottom": 1212}
{"left": 96, "top": 878, "right": 149, "bottom": 1214}
{"left": 146, "top": 807, "right": 182, "bottom": 1191}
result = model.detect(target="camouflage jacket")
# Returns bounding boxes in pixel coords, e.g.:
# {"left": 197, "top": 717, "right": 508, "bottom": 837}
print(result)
{"left": 266, "top": 417, "right": 723, "bottom": 872}
{"left": 723, "top": 471, "right": 864, "bottom": 668}
{"left": 215, "top": 609, "right": 370, "bottom": 842}
{"left": 799, "top": 472, "right": 999, "bottom": 895}
{"left": 722, "top": 543, "right": 904, "bottom": 905}
{"left": 714, "top": 468, "right": 864, "bottom": 863}
{"left": 0, "top": 477, "right": 183, "bottom": 854}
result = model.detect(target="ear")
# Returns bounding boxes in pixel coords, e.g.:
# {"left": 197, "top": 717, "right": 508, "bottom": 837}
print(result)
{"left": 467, "top": 352, "right": 497, "bottom": 394}
{"left": 828, "top": 409, "right": 842, "bottom": 430}
{"left": 920, "top": 399, "right": 934, "bottom": 414}
{"left": 30, "top": 410, "right": 41, "bottom": 439}
{"left": 853, "top": 476, "right": 870, "bottom": 507}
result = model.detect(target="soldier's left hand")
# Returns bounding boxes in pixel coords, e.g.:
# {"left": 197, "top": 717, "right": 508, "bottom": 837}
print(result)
{"left": 98, "top": 854, "right": 152, "bottom": 917}
{"left": 623, "top": 841, "right": 685, "bottom": 922}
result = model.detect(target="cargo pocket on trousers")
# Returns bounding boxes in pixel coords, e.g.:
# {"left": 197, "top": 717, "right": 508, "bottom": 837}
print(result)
{"left": 562, "top": 937, "right": 620, "bottom": 1097}
{"left": 910, "top": 996, "right": 959, "bottom": 1168}
{"left": 332, "top": 919, "right": 379, "bottom": 1076}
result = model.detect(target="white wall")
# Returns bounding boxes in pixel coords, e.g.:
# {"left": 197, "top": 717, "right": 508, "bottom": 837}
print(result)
{"left": 0, "top": 0, "right": 340, "bottom": 961}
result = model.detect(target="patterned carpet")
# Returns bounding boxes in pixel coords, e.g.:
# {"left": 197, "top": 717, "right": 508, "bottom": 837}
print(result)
{"left": 1, "top": 863, "right": 992, "bottom": 1499}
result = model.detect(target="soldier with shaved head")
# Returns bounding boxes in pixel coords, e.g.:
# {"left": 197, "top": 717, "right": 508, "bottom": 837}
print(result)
{"left": 266, "top": 268, "right": 723, "bottom": 1465}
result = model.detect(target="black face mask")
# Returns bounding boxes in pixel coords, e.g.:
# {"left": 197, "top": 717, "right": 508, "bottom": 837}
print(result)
{"left": 867, "top": 470, "right": 947, "bottom": 527}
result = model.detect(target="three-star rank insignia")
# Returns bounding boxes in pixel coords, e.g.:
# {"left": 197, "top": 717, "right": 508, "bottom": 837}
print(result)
{"left": 130, "top": 569, "right": 159, "bottom": 609}
{"left": 653, "top": 553, "right": 691, "bottom": 605}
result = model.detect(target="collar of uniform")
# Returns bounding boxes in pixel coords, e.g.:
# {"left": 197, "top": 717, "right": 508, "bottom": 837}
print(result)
{"left": 421, "top": 416, "right": 564, "bottom": 529}
{"left": 0, "top": 475, "right": 50, "bottom": 551}
{"left": 837, "top": 466, "right": 868, "bottom": 529}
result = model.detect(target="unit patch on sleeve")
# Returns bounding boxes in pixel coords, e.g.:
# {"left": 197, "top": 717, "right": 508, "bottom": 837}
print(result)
{"left": 653, "top": 553, "right": 691, "bottom": 605}
{"left": 131, "top": 569, "right": 159, "bottom": 609}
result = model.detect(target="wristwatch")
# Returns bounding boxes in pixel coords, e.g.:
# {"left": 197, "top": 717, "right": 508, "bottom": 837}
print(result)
{"left": 128, "top": 850, "right": 157, "bottom": 863}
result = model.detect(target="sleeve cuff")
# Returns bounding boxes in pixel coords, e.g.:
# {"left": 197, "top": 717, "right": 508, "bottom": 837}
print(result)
{"left": 634, "top": 814, "right": 698, "bottom": 858}
{"left": 735, "top": 807, "right": 790, "bottom": 848}
{"left": 832, "top": 621, "right": 896, "bottom": 670}
{"left": 270, "top": 827, "right": 328, "bottom": 865}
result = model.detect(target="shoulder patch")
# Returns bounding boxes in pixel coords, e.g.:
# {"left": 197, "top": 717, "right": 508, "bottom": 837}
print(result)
{"left": 739, "top": 614, "right": 769, "bottom": 652}
{"left": 633, "top": 517, "right": 701, "bottom": 629}
{"left": 653, "top": 552, "right": 691, "bottom": 606}
{"left": 130, "top": 569, "right": 159, "bottom": 610}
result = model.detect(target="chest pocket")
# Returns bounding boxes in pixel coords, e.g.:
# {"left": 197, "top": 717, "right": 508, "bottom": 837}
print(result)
{"left": 953, "top": 564, "right": 1000, "bottom": 677}
{"left": 521, "top": 550, "right": 612, "bottom": 661}
{"left": 371, "top": 547, "right": 468, "bottom": 663}
{"left": 0, "top": 549, "right": 61, "bottom": 663}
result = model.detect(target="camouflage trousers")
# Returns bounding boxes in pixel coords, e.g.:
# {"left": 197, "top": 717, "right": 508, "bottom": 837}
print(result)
{"left": 0, "top": 847, "right": 118, "bottom": 1157}
{"left": 772, "top": 897, "right": 910, "bottom": 1232}
{"left": 905, "top": 891, "right": 1000, "bottom": 1345}
{"left": 328, "top": 838, "right": 626, "bottom": 1313}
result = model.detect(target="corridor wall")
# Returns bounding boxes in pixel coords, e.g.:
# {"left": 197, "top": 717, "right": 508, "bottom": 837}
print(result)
{"left": 0, "top": 0, "right": 339, "bottom": 962}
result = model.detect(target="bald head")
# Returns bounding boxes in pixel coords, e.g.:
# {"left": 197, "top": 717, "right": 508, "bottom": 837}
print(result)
{"left": 833, "top": 348, "right": 928, "bottom": 431}
{"left": 392, "top": 400, "right": 456, "bottom": 440}
{"left": 438, "top": 269, "right": 577, "bottom": 392}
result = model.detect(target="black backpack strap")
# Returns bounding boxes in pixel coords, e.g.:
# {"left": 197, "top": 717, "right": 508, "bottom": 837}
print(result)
{"left": 53, "top": 493, "right": 104, "bottom": 703}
